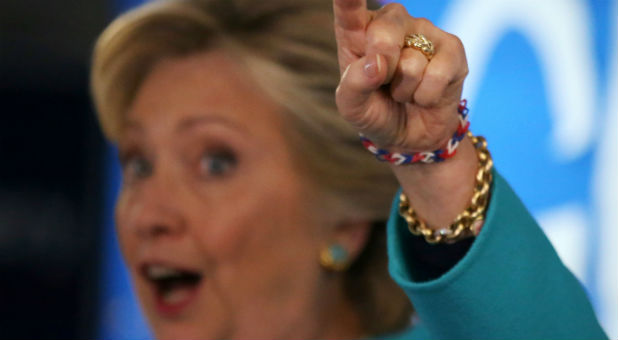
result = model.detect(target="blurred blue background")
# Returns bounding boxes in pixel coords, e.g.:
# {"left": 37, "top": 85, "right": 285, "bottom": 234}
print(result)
{"left": 93, "top": 0, "right": 616, "bottom": 338}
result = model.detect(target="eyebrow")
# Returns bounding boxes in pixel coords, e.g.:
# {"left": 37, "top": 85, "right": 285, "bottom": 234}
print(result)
{"left": 123, "top": 114, "right": 244, "bottom": 135}
{"left": 175, "top": 114, "right": 242, "bottom": 134}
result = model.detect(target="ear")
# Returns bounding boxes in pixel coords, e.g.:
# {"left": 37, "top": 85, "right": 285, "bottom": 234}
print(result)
{"left": 331, "top": 219, "right": 373, "bottom": 263}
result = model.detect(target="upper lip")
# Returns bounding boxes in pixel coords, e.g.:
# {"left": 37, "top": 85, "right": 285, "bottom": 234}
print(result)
{"left": 139, "top": 261, "right": 203, "bottom": 279}
{"left": 136, "top": 250, "right": 204, "bottom": 281}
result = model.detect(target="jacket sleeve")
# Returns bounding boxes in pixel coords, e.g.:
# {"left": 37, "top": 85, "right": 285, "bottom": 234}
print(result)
{"left": 386, "top": 168, "right": 608, "bottom": 340}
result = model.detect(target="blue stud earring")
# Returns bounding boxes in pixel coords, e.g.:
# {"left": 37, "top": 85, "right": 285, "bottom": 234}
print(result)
{"left": 319, "top": 244, "right": 350, "bottom": 271}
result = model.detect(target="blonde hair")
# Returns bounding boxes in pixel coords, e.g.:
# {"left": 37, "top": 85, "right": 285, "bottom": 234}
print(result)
{"left": 91, "top": 0, "right": 413, "bottom": 335}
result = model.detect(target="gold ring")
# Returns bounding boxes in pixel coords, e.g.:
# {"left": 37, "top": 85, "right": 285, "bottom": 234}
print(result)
{"left": 404, "top": 33, "right": 434, "bottom": 60}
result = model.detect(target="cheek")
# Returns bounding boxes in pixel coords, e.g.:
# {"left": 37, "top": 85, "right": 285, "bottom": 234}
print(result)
{"left": 193, "top": 177, "right": 326, "bottom": 319}
{"left": 192, "top": 166, "right": 319, "bottom": 265}
{"left": 195, "top": 183, "right": 313, "bottom": 262}
{"left": 114, "top": 189, "right": 135, "bottom": 261}
{"left": 191, "top": 153, "right": 318, "bottom": 259}
{"left": 222, "top": 211, "right": 325, "bottom": 338}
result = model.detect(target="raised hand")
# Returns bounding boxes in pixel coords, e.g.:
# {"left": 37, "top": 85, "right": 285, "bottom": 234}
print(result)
{"left": 333, "top": 0, "right": 478, "bottom": 229}
{"left": 333, "top": 0, "right": 468, "bottom": 153}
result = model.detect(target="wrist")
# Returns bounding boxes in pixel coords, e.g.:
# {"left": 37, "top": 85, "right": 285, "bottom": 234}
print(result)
{"left": 389, "top": 135, "right": 478, "bottom": 230}
{"left": 359, "top": 100, "right": 470, "bottom": 165}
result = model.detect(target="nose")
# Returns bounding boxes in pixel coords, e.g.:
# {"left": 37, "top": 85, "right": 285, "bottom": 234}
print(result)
{"left": 119, "top": 174, "right": 186, "bottom": 240}
{"left": 135, "top": 211, "right": 183, "bottom": 239}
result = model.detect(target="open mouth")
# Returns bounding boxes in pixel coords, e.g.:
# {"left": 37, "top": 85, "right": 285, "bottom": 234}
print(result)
{"left": 142, "top": 264, "right": 203, "bottom": 315}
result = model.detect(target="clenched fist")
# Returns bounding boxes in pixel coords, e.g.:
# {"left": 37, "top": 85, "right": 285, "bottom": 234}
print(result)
{"left": 332, "top": 0, "right": 479, "bottom": 229}
{"left": 334, "top": 0, "right": 468, "bottom": 153}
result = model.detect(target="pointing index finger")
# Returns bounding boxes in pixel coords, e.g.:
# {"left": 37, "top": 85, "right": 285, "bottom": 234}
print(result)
{"left": 333, "top": 0, "right": 369, "bottom": 31}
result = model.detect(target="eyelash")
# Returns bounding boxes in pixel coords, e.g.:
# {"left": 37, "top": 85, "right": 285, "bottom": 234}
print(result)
{"left": 199, "top": 150, "right": 237, "bottom": 178}
{"left": 118, "top": 148, "right": 237, "bottom": 182}
{"left": 119, "top": 151, "right": 152, "bottom": 181}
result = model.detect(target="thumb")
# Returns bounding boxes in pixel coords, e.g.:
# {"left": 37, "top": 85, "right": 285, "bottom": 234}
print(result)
{"left": 335, "top": 53, "right": 388, "bottom": 124}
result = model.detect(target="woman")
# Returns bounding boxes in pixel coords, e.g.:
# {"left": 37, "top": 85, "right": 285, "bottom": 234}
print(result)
{"left": 91, "top": 0, "right": 607, "bottom": 338}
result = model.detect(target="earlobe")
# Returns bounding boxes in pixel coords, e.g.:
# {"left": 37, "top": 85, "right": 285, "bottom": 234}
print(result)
{"left": 318, "top": 219, "right": 372, "bottom": 272}
{"left": 319, "top": 244, "right": 351, "bottom": 271}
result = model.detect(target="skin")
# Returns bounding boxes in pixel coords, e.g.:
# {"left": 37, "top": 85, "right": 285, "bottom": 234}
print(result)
{"left": 114, "top": 0, "right": 474, "bottom": 338}
{"left": 333, "top": 0, "right": 477, "bottom": 228}
{"left": 115, "top": 51, "right": 365, "bottom": 339}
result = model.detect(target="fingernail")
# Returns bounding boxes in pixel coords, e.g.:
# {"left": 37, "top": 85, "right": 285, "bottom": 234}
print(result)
{"left": 364, "top": 54, "right": 380, "bottom": 78}
{"left": 342, "top": 63, "right": 352, "bottom": 79}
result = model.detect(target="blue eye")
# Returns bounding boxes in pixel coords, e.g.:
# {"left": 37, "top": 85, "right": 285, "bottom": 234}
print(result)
{"left": 200, "top": 151, "right": 236, "bottom": 177}
{"left": 122, "top": 156, "right": 152, "bottom": 180}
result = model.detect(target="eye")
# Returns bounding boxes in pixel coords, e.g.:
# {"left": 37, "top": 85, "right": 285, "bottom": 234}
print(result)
{"left": 121, "top": 154, "right": 152, "bottom": 180}
{"left": 200, "top": 151, "right": 236, "bottom": 177}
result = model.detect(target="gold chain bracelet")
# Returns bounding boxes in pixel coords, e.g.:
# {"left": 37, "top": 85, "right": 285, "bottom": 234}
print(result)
{"left": 398, "top": 132, "right": 494, "bottom": 244}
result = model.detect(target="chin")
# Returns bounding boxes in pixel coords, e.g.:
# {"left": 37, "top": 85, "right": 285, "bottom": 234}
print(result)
{"left": 151, "top": 324, "right": 222, "bottom": 340}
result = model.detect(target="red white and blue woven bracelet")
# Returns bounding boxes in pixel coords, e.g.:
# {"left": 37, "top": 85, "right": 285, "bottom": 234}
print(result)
{"left": 359, "top": 99, "right": 470, "bottom": 165}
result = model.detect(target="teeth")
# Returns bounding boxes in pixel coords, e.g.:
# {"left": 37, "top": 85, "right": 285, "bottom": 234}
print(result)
{"left": 146, "top": 265, "right": 183, "bottom": 280}
{"left": 162, "top": 287, "right": 192, "bottom": 304}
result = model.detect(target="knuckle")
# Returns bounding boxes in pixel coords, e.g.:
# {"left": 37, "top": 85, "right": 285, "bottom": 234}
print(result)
{"left": 374, "top": 3, "right": 411, "bottom": 32}
{"left": 461, "top": 63, "right": 469, "bottom": 78}
{"left": 445, "top": 33, "right": 469, "bottom": 77}
{"left": 424, "top": 68, "right": 451, "bottom": 88}
{"left": 413, "top": 91, "right": 435, "bottom": 107}
{"left": 417, "top": 93, "right": 441, "bottom": 108}
{"left": 383, "top": 2, "right": 407, "bottom": 15}
{"left": 448, "top": 34, "right": 467, "bottom": 59}
{"left": 450, "top": 33, "right": 464, "bottom": 49}
{"left": 415, "top": 17, "right": 433, "bottom": 29}
{"left": 399, "top": 59, "right": 422, "bottom": 82}
{"left": 369, "top": 32, "right": 400, "bottom": 52}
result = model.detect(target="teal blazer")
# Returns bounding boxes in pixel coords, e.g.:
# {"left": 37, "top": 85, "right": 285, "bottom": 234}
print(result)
{"left": 384, "top": 169, "right": 607, "bottom": 339}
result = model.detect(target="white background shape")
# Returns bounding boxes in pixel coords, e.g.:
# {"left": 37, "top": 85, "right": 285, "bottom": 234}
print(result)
{"left": 442, "top": 0, "right": 597, "bottom": 161}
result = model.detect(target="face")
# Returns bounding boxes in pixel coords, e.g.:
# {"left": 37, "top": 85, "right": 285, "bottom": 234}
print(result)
{"left": 115, "top": 51, "right": 342, "bottom": 339}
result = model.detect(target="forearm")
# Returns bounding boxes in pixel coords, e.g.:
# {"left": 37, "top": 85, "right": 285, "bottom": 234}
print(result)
{"left": 387, "top": 170, "right": 608, "bottom": 339}
{"left": 389, "top": 135, "right": 478, "bottom": 229}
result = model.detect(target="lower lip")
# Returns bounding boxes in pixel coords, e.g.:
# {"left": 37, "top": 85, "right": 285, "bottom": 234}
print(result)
{"left": 154, "top": 282, "right": 202, "bottom": 317}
